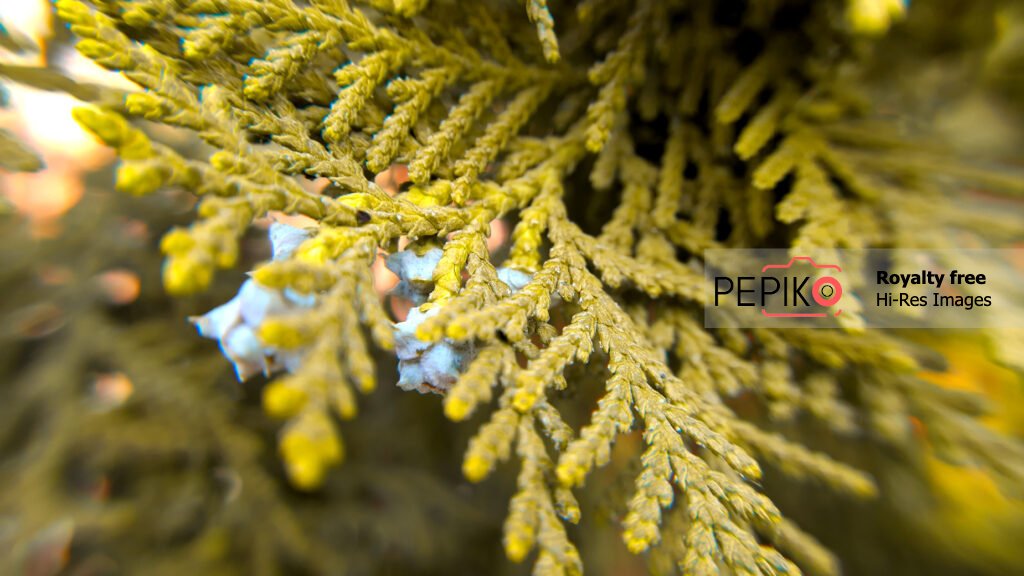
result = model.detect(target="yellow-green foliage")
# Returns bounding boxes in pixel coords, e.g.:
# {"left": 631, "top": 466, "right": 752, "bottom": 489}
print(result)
{"left": 0, "top": 187, "right": 512, "bottom": 576}
{"left": 23, "top": 0, "right": 1024, "bottom": 574}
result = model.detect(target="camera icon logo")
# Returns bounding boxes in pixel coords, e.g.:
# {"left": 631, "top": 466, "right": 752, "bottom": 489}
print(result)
{"left": 760, "top": 256, "right": 843, "bottom": 318}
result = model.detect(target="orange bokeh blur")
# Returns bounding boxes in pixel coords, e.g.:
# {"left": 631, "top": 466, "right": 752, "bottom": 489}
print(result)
{"left": 0, "top": 1, "right": 135, "bottom": 234}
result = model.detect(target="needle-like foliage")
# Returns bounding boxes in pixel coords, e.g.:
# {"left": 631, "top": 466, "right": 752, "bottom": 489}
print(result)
{"left": 4, "top": 0, "right": 1023, "bottom": 574}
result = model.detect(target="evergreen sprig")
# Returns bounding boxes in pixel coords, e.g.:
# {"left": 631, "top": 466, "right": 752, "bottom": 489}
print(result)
{"left": 12, "top": 0, "right": 1021, "bottom": 574}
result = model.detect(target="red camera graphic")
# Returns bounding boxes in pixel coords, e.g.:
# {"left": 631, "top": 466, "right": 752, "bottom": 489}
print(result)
{"left": 759, "top": 257, "right": 843, "bottom": 317}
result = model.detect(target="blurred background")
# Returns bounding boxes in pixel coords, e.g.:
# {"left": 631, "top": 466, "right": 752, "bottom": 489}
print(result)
{"left": 0, "top": 1, "right": 1023, "bottom": 575}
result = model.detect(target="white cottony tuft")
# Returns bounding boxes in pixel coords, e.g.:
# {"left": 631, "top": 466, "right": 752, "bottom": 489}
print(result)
{"left": 191, "top": 224, "right": 316, "bottom": 381}
{"left": 237, "top": 279, "right": 291, "bottom": 326}
{"left": 497, "top": 267, "right": 533, "bottom": 293}
{"left": 191, "top": 279, "right": 313, "bottom": 381}
{"left": 393, "top": 306, "right": 473, "bottom": 394}
{"left": 269, "top": 222, "right": 313, "bottom": 261}
{"left": 221, "top": 323, "right": 265, "bottom": 380}
{"left": 193, "top": 293, "right": 242, "bottom": 341}
{"left": 385, "top": 253, "right": 529, "bottom": 394}
{"left": 386, "top": 248, "right": 444, "bottom": 304}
